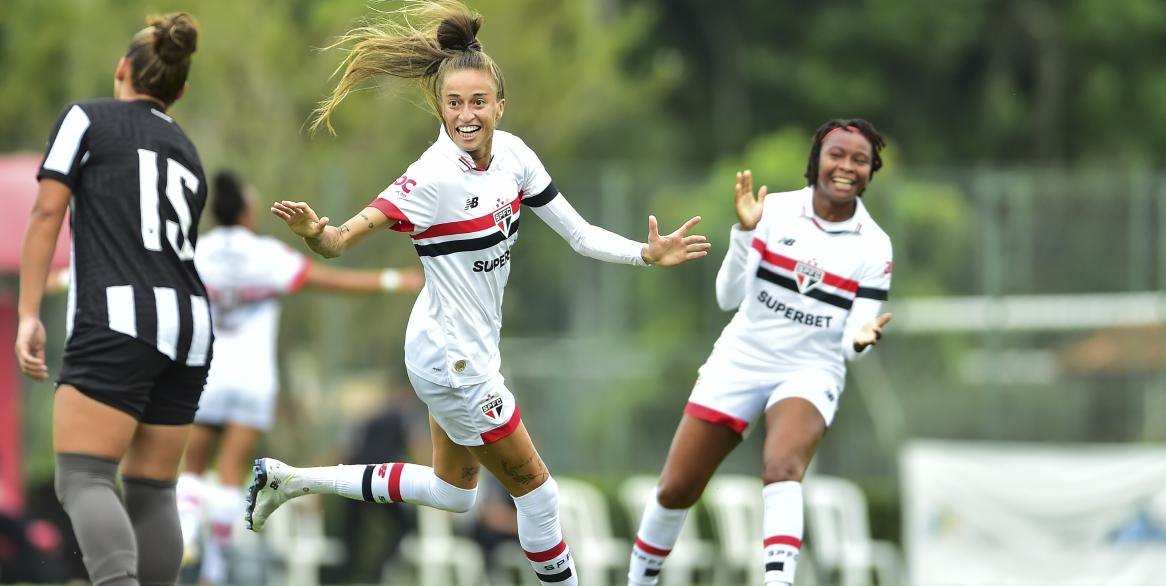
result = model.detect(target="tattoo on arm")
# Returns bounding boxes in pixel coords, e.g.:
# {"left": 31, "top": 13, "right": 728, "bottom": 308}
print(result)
{"left": 359, "top": 212, "right": 375, "bottom": 230}
{"left": 337, "top": 225, "right": 351, "bottom": 236}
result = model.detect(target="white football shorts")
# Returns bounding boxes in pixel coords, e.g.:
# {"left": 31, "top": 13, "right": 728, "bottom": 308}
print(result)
{"left": 685, "top": 362, "right": 844, "bottom": 434}
{"left": 407, "top": 369, "right": 521, "bottom": 447}
{"left": 193, "top": 382, "right": 277, "bottom": 431}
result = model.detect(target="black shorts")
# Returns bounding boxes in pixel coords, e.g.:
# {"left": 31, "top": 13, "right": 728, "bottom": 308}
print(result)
{"left": 57, "top": 324, "right": 209, "bottom": 425}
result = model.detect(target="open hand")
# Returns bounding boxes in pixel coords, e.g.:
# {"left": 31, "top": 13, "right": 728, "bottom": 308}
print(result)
{"left": 853, "top": 313, "right": 892, "bottom": 351}
{"left": 641, "top": 215, "right": 711, "bottom": 266}
{"left": 735, "top": 170, "right": 766, "bottom": 230}
{"left": 15, "top": 316, "right": 48, "bottom": 380}
{"left": 271, "top": 201, "right": 329, "bottom": 239}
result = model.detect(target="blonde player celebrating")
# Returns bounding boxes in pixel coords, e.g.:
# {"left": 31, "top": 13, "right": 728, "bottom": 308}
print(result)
{"left": 244, "top": 3, "right": 709, "bottom": 585}
{"left": 176, "top": 170, "right": 422, "bottom": 584}
{"left": 626, "top": 119, "right": 893, "bottom": 586}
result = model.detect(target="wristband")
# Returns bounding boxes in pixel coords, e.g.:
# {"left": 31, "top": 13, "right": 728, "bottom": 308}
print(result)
{"left": 55, "top": 269, "right": 72, "bottom": 289}
{"left": 379, "top": 269, "right": 401, "bottom": 291}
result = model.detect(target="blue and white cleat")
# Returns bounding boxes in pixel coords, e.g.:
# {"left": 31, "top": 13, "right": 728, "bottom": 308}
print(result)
{"left": 245, "top": 457, "right": 300, "bottom": 532}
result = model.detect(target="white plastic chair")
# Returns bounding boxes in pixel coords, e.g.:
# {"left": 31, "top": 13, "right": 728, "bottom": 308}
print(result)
{"left": 618, "top": 475, "right": 717, "bottom": 586}
{"left": 262, "top": 494, "right": 346, "bottom": 586}
{"left": 804, "top": 475, "right": 901, "bottom": 586}
{"left": 555, "top": 476, "right": 630, "bottom": 586}
{"left": 703, "top": 475, "right": 766, "bottom": 586}
{"left": 397, "top": 506, "right": 486, "bottom": 586}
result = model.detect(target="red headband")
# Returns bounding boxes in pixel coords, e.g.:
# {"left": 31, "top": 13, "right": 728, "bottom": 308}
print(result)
{"left": 820, "top": 125, "right": 860, "bottom": 144}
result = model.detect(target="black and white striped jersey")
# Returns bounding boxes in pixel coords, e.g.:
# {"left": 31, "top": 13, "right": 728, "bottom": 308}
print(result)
{"left": 38, "top": 98, "right": 212, "bottom": 366}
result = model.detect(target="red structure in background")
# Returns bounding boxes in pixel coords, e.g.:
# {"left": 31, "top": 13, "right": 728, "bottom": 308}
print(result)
{"left": 0, "top": 154, "right": 70, "bottom": 514}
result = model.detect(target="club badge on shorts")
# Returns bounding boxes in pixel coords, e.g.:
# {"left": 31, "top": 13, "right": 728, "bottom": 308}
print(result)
{"left": 480, "top": 391, "right": 505, "bottom": 420}
{"left": 454, "top": 359, "right": 467, "bottom": 373}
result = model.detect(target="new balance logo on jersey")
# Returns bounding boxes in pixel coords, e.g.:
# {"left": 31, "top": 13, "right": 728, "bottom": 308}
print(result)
{"left": 465, "top": 197, "right": 479, "bottom": 210}
{"left": 794, "top": 262, "right": 824, "bottom": 293}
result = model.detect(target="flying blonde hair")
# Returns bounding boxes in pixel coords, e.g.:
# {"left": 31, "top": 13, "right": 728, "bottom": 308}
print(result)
{"left": 311, "top": 0, "right": 506, "bottom": 134}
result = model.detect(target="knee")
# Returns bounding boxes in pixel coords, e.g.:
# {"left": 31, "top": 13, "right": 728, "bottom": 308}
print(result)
{"left": 761, "top": 457, "right": 808, "bottom": 485}
{"left": 513, "top": 475, "right": 559, "bottom": 520}
{"left": 435, "top": 478, "right": 478, "bottom": 513}
{"left": 655, "top": 480, "right": 702, "bottom": 510}
{"left": 55, "top": 453, "right": 118, "bottom": 506}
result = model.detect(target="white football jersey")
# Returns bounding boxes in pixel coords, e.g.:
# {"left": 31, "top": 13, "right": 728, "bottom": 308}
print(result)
{"left": 194, "top": 226, "right": 308, "bottom": 395}
{"left": 704, "top": 187, "right": 893, "bottom": 381}
{"left": 368, "top": 127, "right": 563, "bottom": 387}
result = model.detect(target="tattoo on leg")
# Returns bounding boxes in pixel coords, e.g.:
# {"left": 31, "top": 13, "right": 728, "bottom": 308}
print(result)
{"left": 501, "top": 455, "right": 543, "bottom": 486}
{"left": 461, "top": 467, "right": 479, "bottom": 482}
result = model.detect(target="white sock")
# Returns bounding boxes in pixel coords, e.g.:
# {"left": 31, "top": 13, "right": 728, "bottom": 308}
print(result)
{"left": 199, "top": 484, "right": 244, "bottom": 585}
{"left": 762, "top": 481, "right": 804, "bottom": 586}
{"left": 628, "top": 495, "right": 689, "bottom": 586}
{"left": 176, "top": 472, "right": 206, "bottom": 548}
{"left": 294, "top": 462, "right": 477, "bottom": 513}
{"left": 513, "top": 477, "right": 577, "bottom": 585}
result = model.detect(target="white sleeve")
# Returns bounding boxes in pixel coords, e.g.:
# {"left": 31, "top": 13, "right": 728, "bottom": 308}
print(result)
{"left": 367, "top": 161, "right": 440, "bottom": 235}
{"left": 38, "top": 104, "right": 91, "bottom": 188}
{"left": 715, "top": 225, "right": 756, "bottom": 311}
{"left": 260, "top": 239, "right": 310, "bottom": 293}
{"left": 530, "top": 193, "right": 647, "bottom": 266}
{"left": 841, "top": 244, "right": 893, "bottom": 362}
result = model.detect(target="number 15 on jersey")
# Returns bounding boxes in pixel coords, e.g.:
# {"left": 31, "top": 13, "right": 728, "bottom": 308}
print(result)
{"left": 138, "top": 148, "right": 199, "bottom": 260}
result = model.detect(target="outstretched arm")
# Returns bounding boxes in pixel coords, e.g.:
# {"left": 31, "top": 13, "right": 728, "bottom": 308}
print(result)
{"left": 531, "top": 194, "right": 709, "bottom": 266}
{"left": 303, "top": 263, "right": 423, "bottom": 294}
{"left": 271, "top": 201, "right": 390, "bottom": 259}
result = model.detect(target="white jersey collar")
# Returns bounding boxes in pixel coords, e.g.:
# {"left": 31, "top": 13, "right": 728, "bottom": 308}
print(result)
{"left": 435, "top": 124, "right": 493, "bottom": 172}
{"left": 801, "top": 186, "right": 870, "bottom": 234}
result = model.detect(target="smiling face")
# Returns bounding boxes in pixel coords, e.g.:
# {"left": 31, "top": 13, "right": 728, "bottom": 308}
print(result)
{"left": 815, "top": 129, "right": 874, "bottom": 206}
{"left": 440, "top": 68, "right": 505, "bottom": 165}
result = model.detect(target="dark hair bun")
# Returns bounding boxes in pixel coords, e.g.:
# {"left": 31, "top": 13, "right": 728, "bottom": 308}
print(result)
{"left": 436, "top": 13, "right": 483, "bottom": 52}
{"left": 151, "top": 12, "right": 198, "bottom": 64}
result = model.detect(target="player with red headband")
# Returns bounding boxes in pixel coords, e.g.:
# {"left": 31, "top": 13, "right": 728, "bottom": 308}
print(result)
{"left": 626, "top": 119, "right": 894, "bottom": 586}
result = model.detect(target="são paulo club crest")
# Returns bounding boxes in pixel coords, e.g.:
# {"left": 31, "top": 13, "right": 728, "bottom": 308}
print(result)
{"left": 493, "top": 201, "right": 514, "bottom": 236}
{"left": 480, "top": 391, "right": 505, "bottom": 420}
{"left": 794, "top": 261, "right": 825, "bottom": 293}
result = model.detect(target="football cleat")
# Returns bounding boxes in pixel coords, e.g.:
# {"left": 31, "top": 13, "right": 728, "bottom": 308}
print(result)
{"left": 244, "top": 458, "right": 301, "bottom": 532}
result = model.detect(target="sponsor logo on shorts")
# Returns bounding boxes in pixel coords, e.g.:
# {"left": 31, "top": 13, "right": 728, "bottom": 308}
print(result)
{"left": 480, "top": 392, "right": 505, "bottom": 420}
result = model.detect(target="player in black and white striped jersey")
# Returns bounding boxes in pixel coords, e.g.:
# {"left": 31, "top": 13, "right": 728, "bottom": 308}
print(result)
{"left": 16, "top": 13, "right": 208, "bottom": 586}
